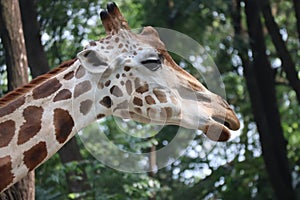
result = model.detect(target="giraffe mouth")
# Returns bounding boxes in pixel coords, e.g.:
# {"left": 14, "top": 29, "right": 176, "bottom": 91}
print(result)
{"left": 212, "top": 116, "right": 235, "bottom": 130}
{"left": 205, "top": 114, "right": 240, "bottom": 142}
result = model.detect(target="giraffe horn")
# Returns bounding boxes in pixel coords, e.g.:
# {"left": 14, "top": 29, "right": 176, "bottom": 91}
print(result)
{"left": 100, "top": 2, "right": 130, "bottom": 35}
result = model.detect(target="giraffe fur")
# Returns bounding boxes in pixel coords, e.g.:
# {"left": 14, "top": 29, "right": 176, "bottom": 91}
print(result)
{"left": 0, "top": 2, "right": 240, "bottom": 192}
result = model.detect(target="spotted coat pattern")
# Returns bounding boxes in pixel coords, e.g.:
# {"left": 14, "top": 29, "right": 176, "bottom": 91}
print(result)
{"left": 0, "top": 2, "right": 240, "bottom": 193}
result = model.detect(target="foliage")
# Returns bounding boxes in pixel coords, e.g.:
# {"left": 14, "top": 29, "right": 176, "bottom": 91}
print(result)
{"left": 1, "top": 0, "right": 300, "bottom": 199}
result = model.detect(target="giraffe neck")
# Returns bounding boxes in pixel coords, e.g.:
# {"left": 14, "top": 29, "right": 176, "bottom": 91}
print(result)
{"left": 0, "top": 59, "right": 107, "bottom": 192}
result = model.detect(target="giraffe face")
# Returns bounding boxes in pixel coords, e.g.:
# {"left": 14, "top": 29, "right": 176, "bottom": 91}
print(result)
{"left": 77, "top": 26, "right": 240, "bottom": 141}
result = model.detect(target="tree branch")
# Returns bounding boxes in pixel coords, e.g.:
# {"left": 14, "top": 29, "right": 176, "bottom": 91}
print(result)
{"left": 261, "top": 0, "right": 300, "bottom": 105}
{"left": 292, "top": 0, "right": 300, "bottom": 43}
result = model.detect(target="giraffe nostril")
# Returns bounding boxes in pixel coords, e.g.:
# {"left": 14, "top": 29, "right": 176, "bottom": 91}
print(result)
{"left": 224, "top": 121, "right": 231, "bottom": 129}
{"left": 212, "top": 115, "right": 240, "bottom": 131}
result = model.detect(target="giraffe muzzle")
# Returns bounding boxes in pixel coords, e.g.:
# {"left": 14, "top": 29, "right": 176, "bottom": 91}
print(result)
{"left": 206, "top": 98, "right": 240, "bottom": 141}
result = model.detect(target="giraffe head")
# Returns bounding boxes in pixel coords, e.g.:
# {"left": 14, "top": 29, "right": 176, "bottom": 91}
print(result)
{"left": 77, "top": 2, "right": 240, "bottom": 141}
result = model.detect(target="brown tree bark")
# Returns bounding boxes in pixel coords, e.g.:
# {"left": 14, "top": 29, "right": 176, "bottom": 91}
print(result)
{"left": 243, "top": 0, "right": 295, "bottom": 199}
{"left": 0, "top": 0, "right": 28, "bottom": 91}
{"left": 19, "top": 0, "right": 49, "bottom": 77}
{"left": 148, "top": 145, "right": 156, "bottom": 200}
{"left": 261, "top": 0, "right": 300, "bottom": 105}
{"left": 292, "top": 0, "right": 300, "bottom": 43}
{"left": 0, "top": 0, "right": 34, "bottom": 199}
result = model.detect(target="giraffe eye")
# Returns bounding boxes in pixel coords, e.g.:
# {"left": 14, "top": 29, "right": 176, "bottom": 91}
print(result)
{"left": 141, "top": 58, "right": 162, "bottom": 71}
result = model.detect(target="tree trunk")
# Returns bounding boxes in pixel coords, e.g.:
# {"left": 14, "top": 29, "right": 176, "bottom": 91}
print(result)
{"left": 261, "top": 0, "right": 300, "bottom": 105}
{"left": 0, "top": 0, "right": 28, "bottom": 91}
{"left": 292, "top": 0, "right": 300, "bottom": 43}
{"left": 244, "top": 0, "right": 295, "bottom": 199}
{"left": 0, "top": 0, "right": 34, "bottom": 199}
{"left": 148, "top": 145, "right": 157, "bottom": 200}
{"left": 19, "top": 0, "right": 49, "bottom": 77}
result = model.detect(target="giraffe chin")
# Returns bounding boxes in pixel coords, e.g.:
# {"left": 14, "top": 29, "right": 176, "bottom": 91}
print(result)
{"left": 203, "top": 123, "right": 231, "bottom": 142}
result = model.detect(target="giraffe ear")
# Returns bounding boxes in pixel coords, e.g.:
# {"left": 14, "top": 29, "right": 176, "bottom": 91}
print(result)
{"left": 77, "top": 49, "right": 109, "bottom": 74}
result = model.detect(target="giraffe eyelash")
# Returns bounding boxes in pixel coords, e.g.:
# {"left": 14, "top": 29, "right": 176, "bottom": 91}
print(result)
{"left": 141, "top": 58, "right": 162, "bottom": 71}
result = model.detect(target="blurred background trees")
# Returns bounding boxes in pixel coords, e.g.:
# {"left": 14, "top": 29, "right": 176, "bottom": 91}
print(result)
{"left": 0, "top": 0, "right": 299, "bottom": 199}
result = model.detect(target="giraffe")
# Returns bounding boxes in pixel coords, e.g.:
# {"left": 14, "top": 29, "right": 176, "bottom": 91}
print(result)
{"left": 0, "top": 2, "right": 240, "bottom": 193}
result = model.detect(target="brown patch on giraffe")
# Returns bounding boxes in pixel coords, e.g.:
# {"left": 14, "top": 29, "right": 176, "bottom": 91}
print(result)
{"left": 74, "top": 80, "right": 92, "bottom": 98}
{"left": 75, "top": 65, "right": 86, "bottom": 79}
{"left": 32, "top": 78, "right": 62, "bottom": 100}
{"left": 110, "top": 85, "right": 123, "bottom": 97}
{"left": 116, "top": 74, "right": 120, "bottom": 79}
{"left": 136, "top": 84, "right": 149, "bottom": 94}
{"left": 80, "top": 99, "right": 93, "bottom": 115}
{"left": 53, "top": 89, "right": 72, "bottom": 102}
{"left": 118, "top": 43, "right": 123, "bottom": 48}
{"left": 135, "top": 78, "right": 149, "bottom": 94}
{"left": 97, "top": 114, "right": 106, "bottom": 119}
{"left": 100, "top": 96, "right": 112, "bottom": 108}
{"left": 18, "top": 106, "right": 44, "bottom": 145}
{"left": 0, "top": 59, "right": 77, "bottom": 107}
{"left": 0, "top": 155, "right": 14, "bottom": 191}
{"left": 105, "top": 35, "right": 112, "bottom": 40}
{"left": 63, "top": 71, "right": 75, "bottom": 80}
{"left": 124, "top": 66, "right": 130, "bottom": 72}
{"left": 98, "top": 82, "right": 104, "bottom": 89}
{"left": 113, "top": 100, "right": 129, "bottom": 112}
{"left": 129, "top": 112, "right": 150, "bottom": 123}
{"left": 23, "top": 141, "right": 47, "bottom": 171}
{"left": 163, "top": 107, "right": 173, "bottom": 119}
{"left": 0, "top": 96, "right": 25, "bottom": 118}
{"left": 134, "top": 107, "right": 142, "bottom": 114}
{"left": 153, "top": 89, "right": 168, "bottom": 103}
{"left": 54, "top": 109, "right": 75, "bottom": 144}
{"left": 115, "top": 37, "right": 120, "bottom": 43}
{"left": 133, "top": 97, "right": 143, "bottom": 106}
{"left": 145, "top": 95, "right": 156, "bottom": 105}
{"left": 0, "top": 120, "right": 15, "bottom": 148}
{"left": 106, "top": 45, "right": 114, "bottom": 50}
{"left": 105, "top": 80, "right": 111, "bottom": 87}
{"left": 125, "top": 80, "right": 132, "bottom": 95}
